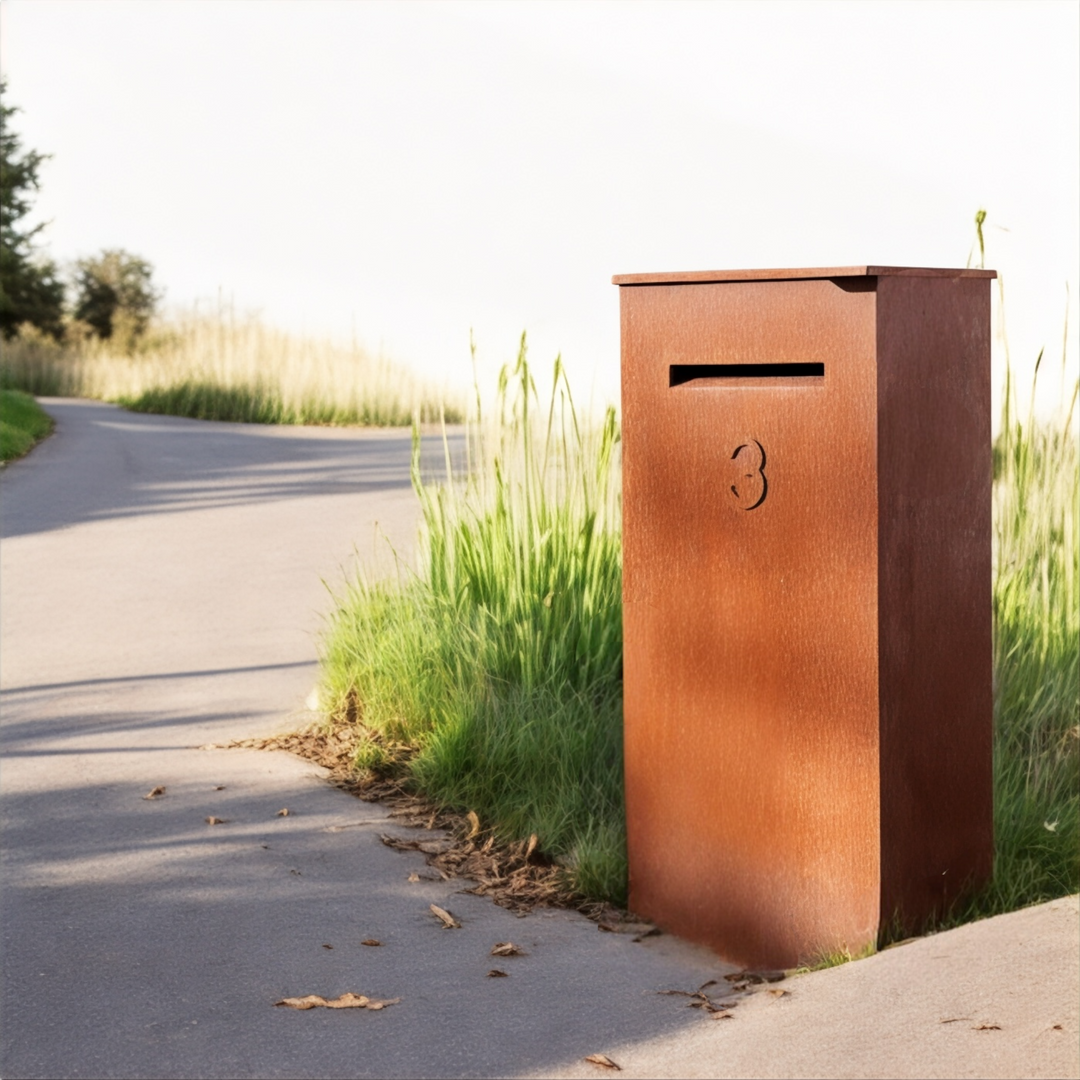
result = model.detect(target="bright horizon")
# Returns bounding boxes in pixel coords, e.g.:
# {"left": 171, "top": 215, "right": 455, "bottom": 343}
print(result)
{"left": 1, "top": 0, "right": 1077, "bottom": 423}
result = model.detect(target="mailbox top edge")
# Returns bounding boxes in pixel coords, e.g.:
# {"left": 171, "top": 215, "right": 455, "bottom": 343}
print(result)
{"left": 611, "top": 266, "right": 998, "bottom": 286}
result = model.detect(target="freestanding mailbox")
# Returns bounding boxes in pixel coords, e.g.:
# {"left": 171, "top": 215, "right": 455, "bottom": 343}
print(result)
{"left": 615, "top": 266, "right": 995, "bottom": 969}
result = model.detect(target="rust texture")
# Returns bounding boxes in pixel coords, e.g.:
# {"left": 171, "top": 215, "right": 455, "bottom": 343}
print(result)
{"left": 617, "top": 267, "right": 993, "bottom": 969}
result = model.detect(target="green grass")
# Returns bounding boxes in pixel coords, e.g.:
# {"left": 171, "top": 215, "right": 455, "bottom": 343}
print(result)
{"left": 320, "top": 336, "right": 1079, "bottom": 916}
{"left": 0, "top": 389, "right": 54, "bottom": 462}
{"left": 115, "top": 380, "right": 450, "bottom": 426}
{"left": 320, "top": 337, "right": 626, "bottom": 901}
{"left": 960, "top": 360, "right": 1079, "bottom": 921}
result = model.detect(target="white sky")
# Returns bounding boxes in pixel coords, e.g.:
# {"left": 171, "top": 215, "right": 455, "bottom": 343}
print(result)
{"left": 1, "top": 0, "right": 1077, "bottom": 422}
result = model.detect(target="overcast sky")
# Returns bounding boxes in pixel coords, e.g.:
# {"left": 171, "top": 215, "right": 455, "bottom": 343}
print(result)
{"left": 1, "top": 0, "right": 1076, "bottom": 419}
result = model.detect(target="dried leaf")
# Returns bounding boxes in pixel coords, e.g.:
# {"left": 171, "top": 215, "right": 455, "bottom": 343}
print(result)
{"left": 698, "top": 980, "right": 718, "bottom": 991}
{"left": 361, "top": 939, "right": 382, "bottom": 947}
{"left": 491, "top": 942, "right": 525, "bottom": 957}
{"left": 466, "top": 810, "right": 481, "bottom": 839}
{"left": 429, "top": 904, "right": 461, "bottom": 929}
{"left": 214, "top": 785, "right": 226, "bottom": 791}
{"left": 584, "top": 1053, "right": 621, "bottom": 1071}
{"left": 487, "top": 969, "right": 508, "bottom": 978}
{"left": 525, "top": 833, "right": 538, "bottom": 860}
{"left": 973, "top": 1023, "right": 1001, "bottom": 1031}
{"left": 407, "top": 873, "right": 420, "bottom": 883}
{"left": 597, "top": 923, "right": 615, "bottom": 933}
{"left": 205, "top": 816, "right": 227, "bottom": 825}
{"left": 741, "top": 970, "right": 787, "bottom": 984}
{"left": 766, "top": 988, "right": 789, "bottom": 998}
{"left": 322, "top": 944, "right": 333, "bottom": 950}
{"left": 274, "top": 993, "right": 399, "bottom": 1011}
{"left": 632, "top": 927, "right": 662, "bottom": 942}
{"left": 143, "top": 786, "right": 166, "bottom": 800}
{"left": 277, "top": 808, "right": 290, "bottom": 817}
{"left": 417, "top": 839, "right": 452, "bottom": 855}
{"left": 939, "top": 1017, "right": 971, "bottom": 1024}
{"left": 711, "top": 1010, "right": 735, "bottom": 1020}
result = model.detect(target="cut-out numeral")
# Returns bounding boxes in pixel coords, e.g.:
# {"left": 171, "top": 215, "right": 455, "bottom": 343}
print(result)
{"left": 730, "top": 440, "right": 767, "bottom": 510}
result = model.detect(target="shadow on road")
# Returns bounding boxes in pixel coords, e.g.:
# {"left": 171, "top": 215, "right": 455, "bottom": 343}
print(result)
{"left": 1, "top": 400, "right": 467, "bottom": 539}
{"left": 1, "top": 726, "right": 713, "bottom": 1080}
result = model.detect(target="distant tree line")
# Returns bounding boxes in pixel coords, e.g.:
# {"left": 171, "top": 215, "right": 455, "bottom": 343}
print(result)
{"left": 1, "top": 79, "right": 161, "bottom": 349}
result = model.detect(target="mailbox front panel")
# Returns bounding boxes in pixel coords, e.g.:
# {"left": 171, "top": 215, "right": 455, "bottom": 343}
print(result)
{"left": 621, "top": 278, "right": 881, "bottom": 967}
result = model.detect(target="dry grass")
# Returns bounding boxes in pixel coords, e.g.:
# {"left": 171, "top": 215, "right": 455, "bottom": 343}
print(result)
{"left": 0, "top": 309, "right": 462, "bottom": 425}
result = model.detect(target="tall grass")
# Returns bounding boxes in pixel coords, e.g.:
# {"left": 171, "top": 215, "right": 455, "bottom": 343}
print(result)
{"left": 968, "top": 357, "right": 1079, "bottom": 917}
{"left": 319, "top": 337, "right": 627, "bottom": 900}
{"left": 0, "top": 309, "right": 461, "bottom": 425}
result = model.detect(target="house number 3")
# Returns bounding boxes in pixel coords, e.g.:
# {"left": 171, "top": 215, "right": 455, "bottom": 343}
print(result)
{"left": 730, "top": 440, "right": 767, "bottom": 510}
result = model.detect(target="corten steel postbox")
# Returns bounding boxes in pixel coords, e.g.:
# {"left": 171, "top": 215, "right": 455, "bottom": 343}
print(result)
{"left": 615, "top": 266, "right": 996, "bottom": 969}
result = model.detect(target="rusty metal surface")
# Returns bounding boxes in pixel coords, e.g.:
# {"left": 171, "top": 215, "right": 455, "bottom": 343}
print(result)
{"left": 618, "top": 271, "right": 993, "bottom": 969}
{"left": 612, "top": 266, "right": 998, "bottom": 286}
{"left": 875, "top": 274, "right": 994, "bottom": 930}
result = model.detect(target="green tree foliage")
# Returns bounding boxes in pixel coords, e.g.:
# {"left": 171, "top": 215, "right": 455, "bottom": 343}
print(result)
{"left": 72, "top": 248, "right": 161, "bottom": 346}
{"left": 0, "top": 80, "right": 65, "bottom": 340}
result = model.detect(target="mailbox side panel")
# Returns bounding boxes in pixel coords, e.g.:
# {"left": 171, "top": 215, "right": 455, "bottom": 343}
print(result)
{"left": 875, "top": 275, "right": 994, "bottom": 931}
{"left": 621, "top": 278, "right": 881, "bottom": 969}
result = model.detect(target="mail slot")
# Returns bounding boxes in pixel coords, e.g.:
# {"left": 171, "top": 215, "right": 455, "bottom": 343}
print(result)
{"left": 615, "top": 266, "right": 995, "bottom": 969}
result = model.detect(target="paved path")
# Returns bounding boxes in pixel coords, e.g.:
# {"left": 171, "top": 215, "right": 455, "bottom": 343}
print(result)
{"left": 2, "top": 400, "right": 1077, "bottom": 1079}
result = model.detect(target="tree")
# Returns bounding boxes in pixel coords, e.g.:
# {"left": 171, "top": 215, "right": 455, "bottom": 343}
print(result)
{"left": 0, "top": 79, "right": 65, "bottom": 339}
{"left": 72, "top": 249, "right": 161, "bottom": 345}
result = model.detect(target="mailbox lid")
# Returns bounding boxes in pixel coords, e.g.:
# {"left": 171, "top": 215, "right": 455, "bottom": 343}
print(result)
{"left": 613, "top": 266, "right": 996, "bottom": 286}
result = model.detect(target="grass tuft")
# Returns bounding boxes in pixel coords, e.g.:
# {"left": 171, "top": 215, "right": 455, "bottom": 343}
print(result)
{"left": 0, "top": 389, "right": 54, "bottom": 462}
{"left": 320, "top": 336, "right": 626, "bottom": 901}
{"left": 961, "top": 362, "right": 1079, "bottom": 920}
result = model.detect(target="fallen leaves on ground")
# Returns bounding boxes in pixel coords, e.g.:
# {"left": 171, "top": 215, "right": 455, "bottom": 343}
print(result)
{"left": 322, "top": 944, "right": 333, "bottom": 950}
{"left": 407, "top": 872, "right": 421, "bottom": 883}
{"left": 466, "top": 810, "right": 480, "bottom": 838}
{"left": 766, "top": 988, "right": 789, "bottom": 998}
{"left": 658, "top": 988, "right": 741, "bottom": 1015}
{"left": 361, "top": 939, "right": 382, "bottom": 947}
{"left": 490, "top": 942, "right": 526, "bottom": 957}
{"left": 276, "top": 808, "right": 290, "bottom": 817}
{"left": 725, "top": 969, "right": 787, "bottom": 984}
{"left": 487, "top": 969, "right": 508, "bottom": 978}
{"left": 973, "top": 1023, "right": 1001, "bottom": 1031}
{"left": 143, "top": 786, "right": 165, "bottom": 800}
{"left": 216, "top": 726, "right": 606, "bottom": 917}
{"left": 274, "top": 993, "right": 400, "bottom": 1011}
{"left": 584, "top": 1053, "right": 621, "bottom": 1070}
{"left": 430, "top": 904, "right": 461, "bottom": 929}
{"left": 205, "top": 816, "right": 227, "bottom": 825}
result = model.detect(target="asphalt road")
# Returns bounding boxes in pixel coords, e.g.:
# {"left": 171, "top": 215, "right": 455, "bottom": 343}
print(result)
{"left": 2, "top": 400, "right": 1076, "bottom": 1080}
